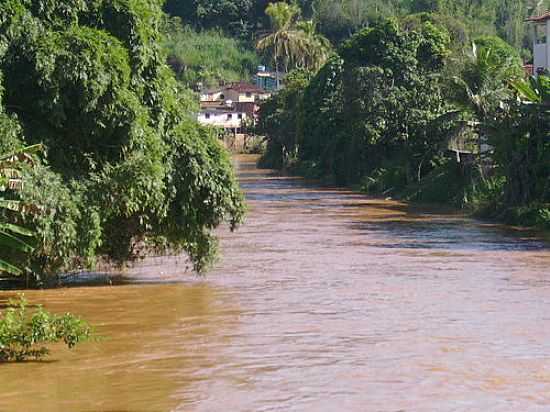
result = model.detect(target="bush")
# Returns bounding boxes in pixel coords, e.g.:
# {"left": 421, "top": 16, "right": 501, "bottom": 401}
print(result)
{"left": 360, "top": 166, "right": 408, "bottom": 196}
{"left": 0, "top": 295, "right": 92, "bottom": 362}
{"left": 501, "top": 205, "right": 550, "bottom": 229}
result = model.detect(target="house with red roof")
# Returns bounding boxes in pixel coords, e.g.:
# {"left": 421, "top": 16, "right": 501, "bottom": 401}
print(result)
{"left": 198, "top": 82, "right": 270, "bottom": 134}
{"left": 223, "top": 82, "right": 271, "bottom": 103}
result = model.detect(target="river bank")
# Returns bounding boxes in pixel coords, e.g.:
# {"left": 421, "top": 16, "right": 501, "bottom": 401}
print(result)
{"left": 269, "top": 156, "right": 550, "bottom": 242}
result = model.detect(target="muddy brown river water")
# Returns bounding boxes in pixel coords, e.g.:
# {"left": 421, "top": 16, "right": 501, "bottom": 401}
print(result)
{"left": 2, "top": 155, "right": 550, "bottom": 411}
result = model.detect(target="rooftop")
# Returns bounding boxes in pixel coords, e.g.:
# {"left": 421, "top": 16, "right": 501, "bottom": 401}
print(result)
{"left": 225, "top": 81, "right": 266, "bottom": 94}
{"left": 527, "top": 11, "right": 550, "bottom": 23}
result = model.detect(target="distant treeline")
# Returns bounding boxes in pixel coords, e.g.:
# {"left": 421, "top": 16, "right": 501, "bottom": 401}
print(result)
{"left": 165, "top": 0, "right": 550, "bottom": 56}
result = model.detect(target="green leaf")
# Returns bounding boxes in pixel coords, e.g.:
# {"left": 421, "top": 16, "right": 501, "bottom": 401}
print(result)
{"left": 0, "top": 223, "right": 34, "bottom": 237}
{"left": 0, "top": 259, "right": 23, "bottom": 276}
{"left": 0, "top": 230, "right": 34, "bottom": 253}
{"left": 511, "top": 79, "right": 541, "bottom": 103}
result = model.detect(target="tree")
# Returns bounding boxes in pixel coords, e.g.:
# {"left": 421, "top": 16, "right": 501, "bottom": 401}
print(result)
{"left": 260, "top": 18, "right": 452, "bottom": 186}
{"left": 452, "top": 42, "right": 515, "bottom": 122}
{"left": 449, "top": 37, "right": 523, "bottom": 169}
{"left": 164, "top": 0, "right": 255, "bottom": 37}
{"left": 0, "top": 0, "right": 245, "bottom": 281}
{"left": 257, "top": 2, "right": 333, "bottom": 83}
{"left": 491, "top": 75, "right": 550, "bottom": 207}
{"left": 0, "top": 295, "right": 92, "bottom": 362}
{"left": 296, "top": 20, "right": 333, "bottom": 71}
{"left": 257, "top": 2, "right": 304, "bottom": 85}
{"left": 257, "top": 69, "right": 312, "bottom": 168}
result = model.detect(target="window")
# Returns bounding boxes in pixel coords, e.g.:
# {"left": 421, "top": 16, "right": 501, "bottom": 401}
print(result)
{"left": 220, "top": 94, "right": 225, "bottom": 100}
{"left": 238, "top": 113, "right": 243, "bottom": 119}
{"left": 227, "top": 114, "right": 233, "bottom": 120}
{"left": 245, "top": 92, "right": 252, "bottom": 98}
{"left": 205, "top": 113, "right": 210, "bottom": 119}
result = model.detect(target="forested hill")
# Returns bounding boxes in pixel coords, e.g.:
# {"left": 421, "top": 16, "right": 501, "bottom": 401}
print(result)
{"left": 165, "top": 0, "right": 550, "bottom": 54}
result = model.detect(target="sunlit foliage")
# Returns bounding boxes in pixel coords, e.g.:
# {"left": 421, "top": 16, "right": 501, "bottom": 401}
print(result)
{"left": 0, "top": 0, "right": 245, "bottom": 281}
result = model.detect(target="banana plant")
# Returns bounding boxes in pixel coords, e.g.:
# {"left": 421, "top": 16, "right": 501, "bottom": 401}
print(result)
{"left": 510, "top": 75, "right": 550, "bottom": 106}
{"left": 0, "top": 145, "right": 42, "bottom": 276}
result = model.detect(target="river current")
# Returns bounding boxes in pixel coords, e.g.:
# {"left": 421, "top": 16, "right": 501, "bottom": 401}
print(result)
{"left": 1, "top": 155, "right": 550, "bottom": 411}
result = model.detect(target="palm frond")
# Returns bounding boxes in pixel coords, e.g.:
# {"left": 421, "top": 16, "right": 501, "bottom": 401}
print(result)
{"left": 0, "top": 259, "right": 23, "bottom": 276}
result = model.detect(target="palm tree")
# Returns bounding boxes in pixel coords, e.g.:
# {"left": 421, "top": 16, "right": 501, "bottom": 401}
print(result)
{"left": 296, "top": 20, "right": 333, "bottom": 71}
{"left": 449, "top": 43, "right": 518, "bottom": 166}
{"left": 257, "top": 2, "right": 303, "bottom": 88}
{"left": 511, "top": 75, "right": 550, "bottom": 106}
{"left": 0, "top": 145, "right": 41, "bottom": 276}
{"left": 453, "top": 44, "right": 513, "bottom": 120}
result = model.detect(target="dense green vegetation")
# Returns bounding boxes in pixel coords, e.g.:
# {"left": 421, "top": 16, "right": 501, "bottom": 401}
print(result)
{"left": 0, "top": 146, "right": 41, "bottom": 276}
{"left": 0, "top": 295, "right": 92, "bottom": 362}
{"left": 163, "top": 18, "right": 259, "bottom": 88}
{"left": 165, "top": 0, "right": 549, "bottom": 54}
{"left": 0, "top": 0, "right": 547, "bottom": 366}
{"left": 0, "top": 0, "right": 245, "bottom": 283}
{"left": 258, "top": 13, "right": 550, "bottom": 228}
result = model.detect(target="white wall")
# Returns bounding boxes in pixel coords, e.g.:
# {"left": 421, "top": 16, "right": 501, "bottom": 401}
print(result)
{"left": 534, "top": 43, "right": 548, "bottom": 71}
{"left": 533, "top": 20, "right": 550, "bottom": 73}
{"left": 197, "top": 111, "right": 247, "bottom": 129}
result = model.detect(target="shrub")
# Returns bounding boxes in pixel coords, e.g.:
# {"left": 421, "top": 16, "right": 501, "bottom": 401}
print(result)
{"left": 0, "top": 295, "right": 92, "bottom": 362}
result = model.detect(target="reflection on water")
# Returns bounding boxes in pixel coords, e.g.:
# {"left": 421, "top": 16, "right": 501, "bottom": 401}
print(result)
{"left": 2, "top": 155, "right": 550, "bottom": 411}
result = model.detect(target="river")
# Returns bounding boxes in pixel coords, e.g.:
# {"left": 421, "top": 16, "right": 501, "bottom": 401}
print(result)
{"left": 1, "top": 155, "right": 550, "bottom": 411}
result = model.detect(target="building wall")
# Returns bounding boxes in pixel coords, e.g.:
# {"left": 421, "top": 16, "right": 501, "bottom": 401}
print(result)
{"left": 224, "top": 90, "right": 255, "bottom": 103}
{"left": 533, "top": 20, "right": 550, "bottom": 73}
{"left": 197, "top": 111, "right": 247, "bottom": 129}
{"left": 200, "top": 90, "right": 225, "bottom": 102}
{"left": 534, "top": 43, "right": 548, "bottom": 71}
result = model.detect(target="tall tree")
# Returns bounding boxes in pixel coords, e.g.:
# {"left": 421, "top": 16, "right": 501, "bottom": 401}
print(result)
{"left": 257, "top": 2, "right": 304, "bottom": 84}
{"left": 257, "top": 2, "right": 333, "bottom": 80}
{"left": 0, "top": 0, "right": 245, "bottom": 279}
{"left": 296, "top": 20, "right": 333, "bottom": 71}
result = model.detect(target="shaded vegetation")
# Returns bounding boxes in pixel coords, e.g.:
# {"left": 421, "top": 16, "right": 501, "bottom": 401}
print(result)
{"left": 165, "top": 0, "right": 550, "bottom": 55}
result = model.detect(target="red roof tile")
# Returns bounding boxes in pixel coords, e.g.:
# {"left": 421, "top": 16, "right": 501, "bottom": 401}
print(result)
{"left": 224, "top": 82, "right": 266, "bottom": 94}
{"left": 527, "top": 11, "right": 550, "bottom": 23}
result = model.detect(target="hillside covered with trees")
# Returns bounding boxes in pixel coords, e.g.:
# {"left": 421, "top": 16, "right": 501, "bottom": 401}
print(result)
{"left": 165, "top": 0, "right": 549, "bottom": 54}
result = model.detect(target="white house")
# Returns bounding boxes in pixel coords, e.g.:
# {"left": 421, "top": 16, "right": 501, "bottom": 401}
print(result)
{"left": 197, "top": 101, "right": 248, "bottom": 135}
{"left": 528, "top": 11, "right": 550, "bottom": 75}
